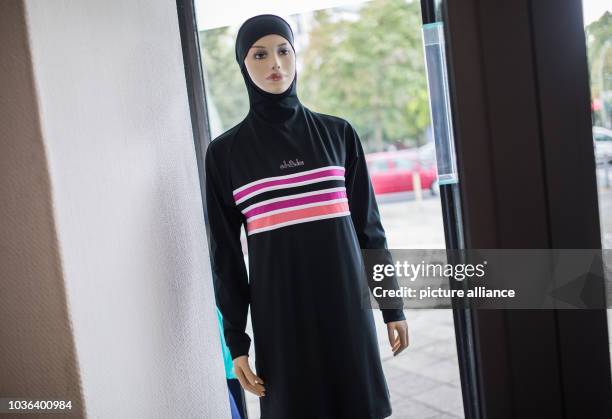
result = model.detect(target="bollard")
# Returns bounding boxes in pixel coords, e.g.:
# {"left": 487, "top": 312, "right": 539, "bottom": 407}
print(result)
{"left": 413, "top": 170, "right": 422, "bottom": 202}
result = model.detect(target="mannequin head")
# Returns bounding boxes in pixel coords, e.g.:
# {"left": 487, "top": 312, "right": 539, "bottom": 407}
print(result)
{"left": 243, "top": 34, "right": 296, "bottom": 94}
{"left": 235, "top": 14, "right": 300, "bottom": 123}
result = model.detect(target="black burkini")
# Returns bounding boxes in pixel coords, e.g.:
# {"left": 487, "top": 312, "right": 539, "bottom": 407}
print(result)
{"left": 205, "top": 14, "right": 405, "bottom": 419}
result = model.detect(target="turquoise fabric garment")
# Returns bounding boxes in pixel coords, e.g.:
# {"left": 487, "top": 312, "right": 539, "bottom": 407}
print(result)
{"left": 217, "top": 307, "right": 237, "bottom": 379}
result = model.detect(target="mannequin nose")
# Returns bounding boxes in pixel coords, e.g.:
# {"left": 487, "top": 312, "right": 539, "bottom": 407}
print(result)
{"left": 272, "top": 55, "right": 281, "bottom": 70}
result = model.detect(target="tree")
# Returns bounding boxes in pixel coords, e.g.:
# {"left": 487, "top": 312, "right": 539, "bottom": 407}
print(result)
{"left": 585, "top": 11, "right": 612, "bottom": 128}
{"left": 301, "top": 0, "right": 430, "bottom": 151}
{"left": 199, "top": 26, "right": 249, "bottom": 132}
{"left": 586, "top": 11, "right": 612, "bottom": 97}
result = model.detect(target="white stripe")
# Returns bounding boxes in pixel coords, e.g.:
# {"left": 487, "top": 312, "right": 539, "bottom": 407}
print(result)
{"left": 241, "top": 186, "right": 347, "bottom": 214}
{"left": 235, "top": 176, "right": 345, "bottom": 205}
{"left": 246, "top": 198, "right": 349, "bottom": 223}
{"left": 232, "top": 165, "right": 346, "bottom": 195}
{"left": 247, "top": 211, "right": 352, "bottom": 235}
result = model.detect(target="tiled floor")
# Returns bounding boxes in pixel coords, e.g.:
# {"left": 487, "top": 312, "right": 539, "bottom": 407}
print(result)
{"left": 377, "top": 309, "right": 464, "bottom": 418}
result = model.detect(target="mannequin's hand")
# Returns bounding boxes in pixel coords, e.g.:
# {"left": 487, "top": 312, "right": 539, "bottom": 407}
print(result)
{"left": 233, "top": 355, "right": 266, "bottom": 397}
{"left": 387, "top": 320, "right": 409, "bottom": 356}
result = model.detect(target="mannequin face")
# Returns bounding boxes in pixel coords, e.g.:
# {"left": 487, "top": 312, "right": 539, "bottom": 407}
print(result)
{"left": 243, "top": 34, "right": 296, "bottom": 94}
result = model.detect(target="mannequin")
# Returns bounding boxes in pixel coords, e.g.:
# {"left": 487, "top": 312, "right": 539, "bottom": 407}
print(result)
{"left": 205, "top": 14, "right": 409, "bottom": 419}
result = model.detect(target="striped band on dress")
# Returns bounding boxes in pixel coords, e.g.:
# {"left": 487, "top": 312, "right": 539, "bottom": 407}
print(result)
{"left": 233, "top": 165, "right": 352, "bottom": 235}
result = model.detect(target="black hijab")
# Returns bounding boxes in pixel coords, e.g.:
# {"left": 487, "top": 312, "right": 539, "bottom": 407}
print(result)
{"left": 235, "top": 14, "right": 303, "bottom": 125}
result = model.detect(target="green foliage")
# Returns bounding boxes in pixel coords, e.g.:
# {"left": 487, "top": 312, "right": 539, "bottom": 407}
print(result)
{"left": 301, "top": 0, "right": 430, "bottom": 151}
{"left": 199, "top": 26, "right": 249, "bottom": 130}
{"left": 585, "top": 11, "right": 612, "bottom": 98}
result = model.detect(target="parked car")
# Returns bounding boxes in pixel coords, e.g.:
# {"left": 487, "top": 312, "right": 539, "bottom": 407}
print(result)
{"left": 593, "top": 126, "right": 612, "bottom": 165}
{"left": 366, "top": 149, "right": 438, "bottom": 196}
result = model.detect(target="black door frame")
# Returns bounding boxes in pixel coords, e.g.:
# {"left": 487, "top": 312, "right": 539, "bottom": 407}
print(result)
{"left": 441, "top": 0, "right": 612, "bottom": 417}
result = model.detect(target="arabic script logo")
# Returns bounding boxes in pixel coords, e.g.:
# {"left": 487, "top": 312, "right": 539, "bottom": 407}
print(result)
{"left": 280, "top": 158, "right": 305, "bottom": 169}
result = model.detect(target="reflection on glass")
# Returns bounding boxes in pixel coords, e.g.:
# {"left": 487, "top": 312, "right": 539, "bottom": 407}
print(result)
{"left": 196, "top": 0, "right": 463, "bottom": 417}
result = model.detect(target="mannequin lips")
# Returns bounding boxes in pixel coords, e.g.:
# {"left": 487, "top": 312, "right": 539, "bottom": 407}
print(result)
{"left": 267, "top": 72, "right": 283, "bottom": 81}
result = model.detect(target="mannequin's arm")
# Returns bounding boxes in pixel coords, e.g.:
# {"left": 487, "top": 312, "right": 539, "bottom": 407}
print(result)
{"left": 205, "top": 143, "right": 251, "bottom": 360}
{"left": 344, "top": 123, "right": 406, "bottom": 323}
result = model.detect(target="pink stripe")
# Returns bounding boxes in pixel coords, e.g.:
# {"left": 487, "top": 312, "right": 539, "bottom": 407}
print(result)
{"left": 247, "top": 201, "right": 350, "bottom": 233}
{"left": 234, "top": 168, "right": 344, "bottom": 202}
{"left": 244, "top": 190, "right": 347, "bottom": 219}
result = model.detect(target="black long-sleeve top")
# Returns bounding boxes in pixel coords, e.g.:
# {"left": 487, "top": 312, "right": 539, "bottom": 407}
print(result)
{"left": 205, "top": 101, "right": 404, "bottom": 418}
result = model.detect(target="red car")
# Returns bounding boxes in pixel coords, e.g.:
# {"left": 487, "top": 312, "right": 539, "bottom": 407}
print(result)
{"left": 365, "top": 149, "right": 439, "bottom": 196}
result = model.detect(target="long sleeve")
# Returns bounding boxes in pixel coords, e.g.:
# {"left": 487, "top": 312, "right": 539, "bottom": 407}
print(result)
{"left": 204, "top": 141, "right": 251, "bottom": 359}
{"left": 344, "top": 123, "right": 406, "bottom": 323}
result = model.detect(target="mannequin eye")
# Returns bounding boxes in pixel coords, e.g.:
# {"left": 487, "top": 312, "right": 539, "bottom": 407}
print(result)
{"left": 254, "top": 51, "right": 267, "bottom": 59}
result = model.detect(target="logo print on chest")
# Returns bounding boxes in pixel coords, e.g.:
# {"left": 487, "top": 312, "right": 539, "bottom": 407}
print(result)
{"left": 279, "top": 158, "right": 304, "bottom": 169}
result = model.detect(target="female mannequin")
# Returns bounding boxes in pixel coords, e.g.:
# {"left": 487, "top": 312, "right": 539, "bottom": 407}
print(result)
{"left": 205, "top": 14, "right": 409, "bottom": 419}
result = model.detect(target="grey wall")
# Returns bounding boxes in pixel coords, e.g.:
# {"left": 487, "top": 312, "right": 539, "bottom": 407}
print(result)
{"left": 0, "top": 0, "right": 230, "bottom": 417}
